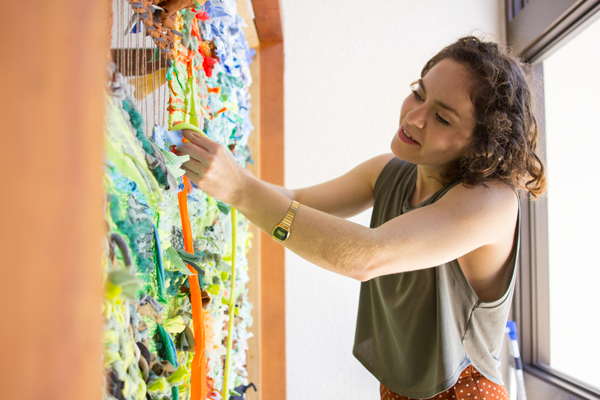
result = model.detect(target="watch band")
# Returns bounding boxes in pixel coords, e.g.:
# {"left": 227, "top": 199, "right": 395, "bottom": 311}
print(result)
{"left": 279, "top": 200, "right": 299, "bottom": 230}
{"left": 272, "top": 200, "right": 300, "bottom": 242}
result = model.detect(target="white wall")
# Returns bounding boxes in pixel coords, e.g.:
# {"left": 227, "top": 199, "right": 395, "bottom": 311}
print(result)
{"left": 281, "top": 1, "right": 505, "bottom": 399}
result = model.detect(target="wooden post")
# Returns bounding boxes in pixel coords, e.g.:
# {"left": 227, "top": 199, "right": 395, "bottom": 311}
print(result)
{"left": 0, "top": 2, "right": 108, "bottom": 400}
{"left": 259, "top": 40, "right": 286, "bottom": 400}
{"left": 246, "top": 49, "right": 262, "bottom": 400}
{"left": 252, "top": 1, "right": 286, "bottom": 399}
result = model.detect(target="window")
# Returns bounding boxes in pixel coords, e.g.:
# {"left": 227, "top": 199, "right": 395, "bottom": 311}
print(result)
{"left": 508, "top": 0, "right": 600, "bottom": 398}
{"left": 543, "top": 17, "right": 600, "bottom": 389}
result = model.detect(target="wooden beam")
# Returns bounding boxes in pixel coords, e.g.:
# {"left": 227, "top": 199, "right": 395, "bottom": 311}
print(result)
{"left": 0, "top": 2, "right": 108, "bottom": 400}
{"left": 252, "top": 0, "right": 284, "bottom": 43}
{"left": 259, "top": 41, "right": 286, "bottom": 400}
{"left": 236, "top": 0, "right": 260, "bottom": 48}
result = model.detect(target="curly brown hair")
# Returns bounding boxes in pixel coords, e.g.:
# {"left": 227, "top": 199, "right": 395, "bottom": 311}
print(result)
{"left": 422, "top": 36, "right": 546, "bottom": 198}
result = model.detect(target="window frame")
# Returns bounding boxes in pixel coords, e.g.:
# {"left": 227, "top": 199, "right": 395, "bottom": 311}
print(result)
{"left": 508, "top": 1, "right": 600, "bottom": 398}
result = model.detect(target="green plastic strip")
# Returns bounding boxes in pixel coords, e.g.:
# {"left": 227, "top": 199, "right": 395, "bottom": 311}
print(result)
{"left": 222, "top": 208, "right": 238, "bottom": 400}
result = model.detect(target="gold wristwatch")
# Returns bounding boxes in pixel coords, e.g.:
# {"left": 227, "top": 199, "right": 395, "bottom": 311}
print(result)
{"left": 272, "top": 200, "right": 300, "bottom": 243}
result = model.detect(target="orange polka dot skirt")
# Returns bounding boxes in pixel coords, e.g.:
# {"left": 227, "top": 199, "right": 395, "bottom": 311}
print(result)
{"left": 380, "top": 365, "right": 509, "bottom": 400}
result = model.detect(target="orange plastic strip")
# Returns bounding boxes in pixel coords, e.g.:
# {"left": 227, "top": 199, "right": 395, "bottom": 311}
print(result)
{"left": 191, "top": 19, "right": 202, "bottom": 41}
{"left": 186, "top": 54, "right": 196, "bottom": 76}
{"left": 168, "top": 79, "right": 177, "bottom": 95}
{"left": 176, "top": 174, "right": 207, "bottom": 400}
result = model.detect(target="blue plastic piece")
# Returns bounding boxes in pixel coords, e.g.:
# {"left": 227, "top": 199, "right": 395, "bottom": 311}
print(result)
{"left": 506, "top": 320, "right": 519, "bottom": 341}
{"left": 131, "top": 20, "right": 144, "bottom": 34}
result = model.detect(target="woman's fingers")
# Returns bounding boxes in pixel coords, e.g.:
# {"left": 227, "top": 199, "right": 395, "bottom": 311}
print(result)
{"left": 177, "top": 142, "right": 212, "bottom": 164}
{"left": 181, "top": 165, "right": 202, "bottom": 185}
{"left": 176, "top": 140, "right": 222, "bottom": 188}
{"left": 181, "top": 157, "right": 205, "bottom": 176}
{"left": 181, "top": 129, "right": 217, "bottom": 152}
{"left": 175, "top": 130, "right": 245, "bottom": 204}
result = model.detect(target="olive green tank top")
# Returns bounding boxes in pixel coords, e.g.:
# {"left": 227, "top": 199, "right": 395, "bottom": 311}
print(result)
{"left": 353, "top": 158, "right": 519, "bottom": 399}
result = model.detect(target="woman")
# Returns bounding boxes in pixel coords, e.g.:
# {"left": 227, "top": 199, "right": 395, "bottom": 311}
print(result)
{"left": 177, "top": 36, "right": 545, "bottom": 399}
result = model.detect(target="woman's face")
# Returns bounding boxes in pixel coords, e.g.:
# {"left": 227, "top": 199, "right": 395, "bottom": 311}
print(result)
{"left": 391, "top": 58, "right": 477, "bottom": 172}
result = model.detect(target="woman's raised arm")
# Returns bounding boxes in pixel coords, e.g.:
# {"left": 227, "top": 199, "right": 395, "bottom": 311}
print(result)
{"left": 178, "top": 129, "right": 518, "bottom": 282}
{"left": 180, "top": 129, "right": 394, "bottom": 219}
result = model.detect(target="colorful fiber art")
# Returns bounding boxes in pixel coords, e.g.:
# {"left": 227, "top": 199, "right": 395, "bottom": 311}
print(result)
{"left": 103, "top": 1, "right": 256, "bottom": 399}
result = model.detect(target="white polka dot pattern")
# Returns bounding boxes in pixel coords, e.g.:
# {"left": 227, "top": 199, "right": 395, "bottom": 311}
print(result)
{"left": 379, "top": 365, "right": 509, "bottom": 400}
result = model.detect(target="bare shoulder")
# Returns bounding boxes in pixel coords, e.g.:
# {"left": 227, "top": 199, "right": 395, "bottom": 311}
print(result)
{"left": 442, "top": 180, "right": 518, "bottom": 210}
{"left": 438, "top": 180, "right": 519, "bottom": 244}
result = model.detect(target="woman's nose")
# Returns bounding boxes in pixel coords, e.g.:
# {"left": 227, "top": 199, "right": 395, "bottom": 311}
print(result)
{"left": 405, "top": 105, "right": 426, "bottom": 129}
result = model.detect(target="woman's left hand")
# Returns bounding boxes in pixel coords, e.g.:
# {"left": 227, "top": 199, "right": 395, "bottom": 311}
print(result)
{"left": 177, "top": 129, "right": 250, "bottom": 206}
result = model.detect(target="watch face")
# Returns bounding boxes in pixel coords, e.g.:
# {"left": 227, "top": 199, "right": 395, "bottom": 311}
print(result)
{"left": 273, "top": 226, "right": 289, "bottom": 241}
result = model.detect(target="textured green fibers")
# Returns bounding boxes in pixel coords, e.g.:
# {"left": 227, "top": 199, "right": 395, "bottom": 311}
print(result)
{"left": 122, "top": 99, "right": 169, "bottom": 188}
{"left": 153, "top": 167, "right": 169, "bottom": 189}
{"left": 165, "top": 269, "right": 187, "bottom": 296}
{"left": 109, "top": 194, "right": 156, "bottom": 274}
{"left": 122, "top": 100, "right": 153, "bottom": 155}
{"left": 143, "top": 315, "right": 158, "bottom": 354}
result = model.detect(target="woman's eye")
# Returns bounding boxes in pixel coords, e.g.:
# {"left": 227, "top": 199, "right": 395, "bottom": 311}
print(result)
{"left": 436, "top": 113, "right": 450, "bottom": 126}
{"left": 412, "top": 90, "right": 424, "bottom": 101}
